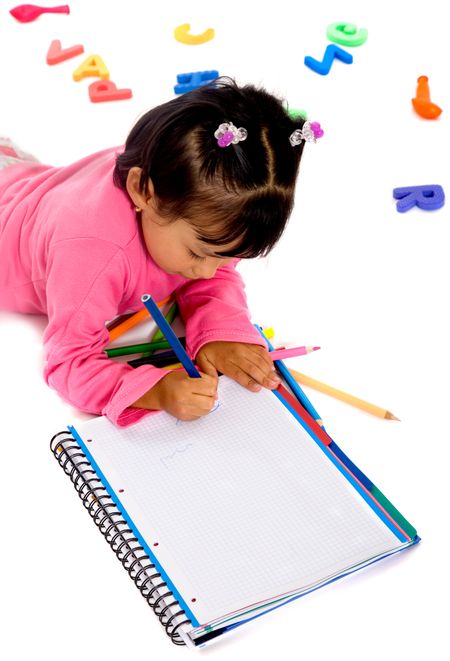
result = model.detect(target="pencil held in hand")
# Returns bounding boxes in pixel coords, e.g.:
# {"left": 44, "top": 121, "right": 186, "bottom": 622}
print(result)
{"left": 141, "top": 294, "right": 200, "bottom": 378}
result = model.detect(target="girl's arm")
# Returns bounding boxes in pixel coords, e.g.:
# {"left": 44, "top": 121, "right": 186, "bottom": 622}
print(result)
{"left": 43, "top": 238, "right": 172, "bottom": 426}
{"left": 175, "top": 259, "right": 266, "bottom": 357}
{"left": 176, "top": 261, "right": 280, "bottom": 392}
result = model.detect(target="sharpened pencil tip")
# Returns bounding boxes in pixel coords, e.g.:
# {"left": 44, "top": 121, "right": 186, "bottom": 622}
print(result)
{"left": 385, "top": 411, "right": 400, "bottom": 421}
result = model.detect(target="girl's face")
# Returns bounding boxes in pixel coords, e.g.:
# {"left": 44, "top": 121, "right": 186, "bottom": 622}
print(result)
{"left": 141, "top": 201, "right": 235, "bottom": 280}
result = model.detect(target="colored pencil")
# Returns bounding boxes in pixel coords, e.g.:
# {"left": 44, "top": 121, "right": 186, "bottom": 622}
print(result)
{"left": 140, "top": 301, "right": 179, "bottom": 358}
{"left": 150, "top": 301, "right": 178, "bottom": 344}
{"left": 287, "top": 368, "right": 400, "bottom": 421}
{"left": 108, "top": 293, "right": 174, "bottom": 342}
{"left": 254, "top": 325, "right": 324, "bottom": 428}
{"left": 105, "top": 337, "right": 186, "bottom": 358}
{"left": 126, "top": 327, "right": 277, "bottom": 368}
{"left": 269, "top": 346, "right": 320, "bottom": 361}
{"left": 141, "top": 294, "right": 200, "bottom": 378}
{"left": 106, "top": 311, "right": 135, "bottom": 332}
{"left": 128, "top": 350, "right": 184, "bottom": 369}
{"left": 162, "top": 362, "right": 183, "bottom": 371}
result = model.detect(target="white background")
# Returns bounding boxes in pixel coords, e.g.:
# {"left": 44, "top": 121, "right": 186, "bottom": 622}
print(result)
{"left": 0, "top": 1, "right": 448, "bottom": 658}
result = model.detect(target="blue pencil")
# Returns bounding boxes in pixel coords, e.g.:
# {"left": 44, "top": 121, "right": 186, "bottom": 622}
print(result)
{"left": 254, "top": 325, "right": 325, "bottom": 429}
{"left": 141, "top": 294, "right": 201, "bottom": 378}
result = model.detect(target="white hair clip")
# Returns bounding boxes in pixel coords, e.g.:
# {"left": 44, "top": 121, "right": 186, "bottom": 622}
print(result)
{"left": 214, "top": 122, "right": 248, "bottom": 148}
{"left": 289, "top": 120, "right": 324, "bottom": 146}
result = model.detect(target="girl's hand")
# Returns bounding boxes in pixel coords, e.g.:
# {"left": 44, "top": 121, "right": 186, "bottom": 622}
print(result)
{"left": 196, "top": 341, "right": 281, "bottom": 393}
{"left": 131, "top": 370, "right": 218, "bottom": 420}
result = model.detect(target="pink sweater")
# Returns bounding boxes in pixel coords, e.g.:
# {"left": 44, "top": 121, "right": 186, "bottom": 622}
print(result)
{"left": 0, "top": 147, "right": 264, "bottom": 425}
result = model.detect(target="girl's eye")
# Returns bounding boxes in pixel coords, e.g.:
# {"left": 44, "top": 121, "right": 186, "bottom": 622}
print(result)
{"left": 188, "top": 249, "right": 206, "bottom": 261}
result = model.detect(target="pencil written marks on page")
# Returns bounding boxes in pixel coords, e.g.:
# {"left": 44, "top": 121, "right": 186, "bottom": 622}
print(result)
{"left": 160, "top": 444, "right": 194, "bottom": 469}
{"left": 161, "top": 401, "right": 221, "bottom": 468}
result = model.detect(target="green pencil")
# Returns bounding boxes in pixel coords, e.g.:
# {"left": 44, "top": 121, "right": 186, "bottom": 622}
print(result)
{"left": 141, "top": 301, "right": 178, "bottom": 357}
{"left": 105, "top": 336, "right": 186, "bottom": 358}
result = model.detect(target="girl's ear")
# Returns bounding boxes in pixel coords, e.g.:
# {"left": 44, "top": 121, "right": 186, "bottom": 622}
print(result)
{"left": 126, "top": 167, "right": 155, "bottom": 211}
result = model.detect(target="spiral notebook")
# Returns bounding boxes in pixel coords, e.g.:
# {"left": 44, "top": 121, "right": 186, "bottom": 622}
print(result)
{"left": 50, "top": 376, "right": 419, "bottom": 647}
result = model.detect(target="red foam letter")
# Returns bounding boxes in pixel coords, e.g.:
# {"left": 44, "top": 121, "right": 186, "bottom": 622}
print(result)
{"left": 88, "top": 80, "right": 132, "bottom": 103}
{"left": 46, "top": 40, "right": 84, "bottom": 65}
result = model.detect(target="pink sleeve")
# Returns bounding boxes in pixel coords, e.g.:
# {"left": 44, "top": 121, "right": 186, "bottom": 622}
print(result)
{"left": 43, "top": 238, "right": 167, "bottom": 426}
{"left": 175, "top": 259, "right": 266, "bottom": 359}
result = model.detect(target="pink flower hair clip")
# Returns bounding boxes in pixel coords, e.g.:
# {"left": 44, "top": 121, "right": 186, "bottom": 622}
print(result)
{"left": 214, "top": 122, "right": 248, "bottom": 148}
{"left": 289, "top": 121, "right": 324, "bottom": 146}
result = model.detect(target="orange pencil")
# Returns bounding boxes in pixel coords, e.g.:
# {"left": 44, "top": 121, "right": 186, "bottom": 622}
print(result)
{"left": 108, "top": 294, "right": 174, "bottom": 342}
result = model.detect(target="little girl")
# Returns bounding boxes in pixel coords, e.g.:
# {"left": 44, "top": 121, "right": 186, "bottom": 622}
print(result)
{"left": 0, "top": 78, "right": 321, "bottom": 426}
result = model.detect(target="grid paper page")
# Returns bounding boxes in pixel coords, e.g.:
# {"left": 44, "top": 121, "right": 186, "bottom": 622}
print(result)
{"left": 74, "top": 377, "right": 403, "bottom": 625}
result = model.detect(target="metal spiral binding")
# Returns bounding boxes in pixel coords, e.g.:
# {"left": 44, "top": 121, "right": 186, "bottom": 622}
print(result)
{"left": 50, "top": 430, "right": 192, "bottom": 645}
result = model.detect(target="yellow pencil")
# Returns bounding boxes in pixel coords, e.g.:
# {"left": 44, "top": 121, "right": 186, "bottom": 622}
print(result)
{"left": 288, "top": 368, "right": 400, "bottom": 421}
{"left": 163, "top": 360, "right": 398, "bottom": 420}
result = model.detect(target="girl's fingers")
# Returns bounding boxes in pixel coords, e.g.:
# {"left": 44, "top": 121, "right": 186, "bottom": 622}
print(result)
{"left": 162, "top": 371, "right": 218, "bottom": 420}
{"left": 175, "top": 391, "right": 217, "bottom": 419}
{"left": 222, "top": 361, "right": 276, "bottom": 392}
{"left": 181, "top": 373, "right": 218, "bottom": 415}
{"left": 245, "top": 344, "right": 275, "bottom": 366}
{"left": 192, "top": 372, "right": 218, "bottom": 395}
{"left": 195, "top": 353, "right": 219, "bottom": 379}
{"left": 229, "top": 357, "right": 280, "bottom": 390}
{"left": 236, "top": 346, "right": 278, "bottom": 380}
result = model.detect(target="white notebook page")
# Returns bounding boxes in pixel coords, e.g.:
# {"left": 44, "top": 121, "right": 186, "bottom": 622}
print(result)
{"left": 74, "top": 377, "right": 402, "bottom": 625}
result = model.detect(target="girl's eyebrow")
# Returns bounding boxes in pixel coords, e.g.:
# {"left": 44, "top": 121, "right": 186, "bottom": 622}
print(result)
{"left": 202, "top": 247, "right": 235, "bottom": 258}
{"left": 196, "top": 241, "right": 238, "bottom": 257}
{"left": 193, "top": 243, "right": 224, "bottom": 257}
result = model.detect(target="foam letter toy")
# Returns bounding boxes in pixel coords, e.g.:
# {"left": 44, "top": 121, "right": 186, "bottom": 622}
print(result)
{"left": 174, "top": 23, "right": 215, "bottom": 45}
{"left": 393, "top": 185, "right": 445, "bottom": 212}
{"left": 411, "top": 76, "right": 442, "bottom": 119}
{"left": 88, "top": 80, "right": 132, "bottom": 103}
{"left": 304, "top": 44, "right": 353, "bottom": 75}
{"left": 73, "top": 55, "right": 109, "bottom": 81}
{"left": 326, "top": 22, "right": 368, "bottom": 47}
{"left": 174, "top": 70, "right": 219, "bottom": 94}
{"left": 46, "top": 39, "right": 84, "bottom": 65}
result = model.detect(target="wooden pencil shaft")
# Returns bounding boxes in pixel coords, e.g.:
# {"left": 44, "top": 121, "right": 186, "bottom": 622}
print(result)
{"left": 254, "top": 325, "right": 324, "bottom": 427}
{"left": 288, "top": 368, "right": 392, "bottom": 419}
{"left": 108, "top": 294, "right": 174, "bottom": 342}
{"left": 108, "top": 308, "right": 148, "bottom": 342}
{"left": 128, "top": 350, "right": 179, "bottom": 368}
{"left": 141, "top": 294, "right": 200, "bottom": 378}
{"left": 151, "top": 301, "right": 178, "bottom": 344}
{"left": 106, "top": 337, "right": 185, "bottom": 358}
{"left": 140, "top": 301, "right": 179, "bottom": 358}
{"left": 106, "top": 311, "right": 135, "bottom": 331}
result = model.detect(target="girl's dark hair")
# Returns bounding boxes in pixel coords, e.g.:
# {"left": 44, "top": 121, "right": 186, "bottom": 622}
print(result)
{"left": 113, "top": 77, "right": 307, "bottom": 258}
